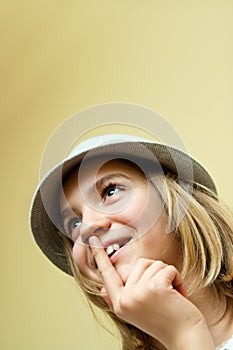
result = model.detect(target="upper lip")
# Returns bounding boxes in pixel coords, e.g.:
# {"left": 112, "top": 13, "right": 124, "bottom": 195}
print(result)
{"left": 102, "top": 236, "right": 132, "bottom": 249}
{"left": 88, "top": 227, "right": 135, "bottom": 255}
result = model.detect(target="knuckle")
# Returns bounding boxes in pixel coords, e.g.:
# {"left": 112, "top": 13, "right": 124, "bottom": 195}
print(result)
{"left": 147, "top": 280, "right": 161, "bottom": 294}
{"left": 135, "top": 257, "right": 150, "bottom": 267}
{"left": 114, "top": 294, "right": 134, "bottom": 317}
{"left": 153, "top": 260, "right": 166, "bottom": 268}
{"left": 166, "top": 264, "right": 177, "bottom": 273}
{"left": 135, "top": 257, "right": 146, "bottom": 265}
{"left": 119, "top": 295, "right": 131, "bottom": 311}
{"left": 131, "top": 286, "right": 149, "bottom": 304}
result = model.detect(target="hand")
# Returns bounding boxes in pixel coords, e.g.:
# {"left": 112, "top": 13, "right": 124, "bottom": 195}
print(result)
{"left": 89, "top": 236, "right": 215, "bottom": 350}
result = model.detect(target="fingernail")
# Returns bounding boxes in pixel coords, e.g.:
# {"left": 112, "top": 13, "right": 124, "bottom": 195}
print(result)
{"left": 89, "top": 236, "right": 103, "bottom": 249}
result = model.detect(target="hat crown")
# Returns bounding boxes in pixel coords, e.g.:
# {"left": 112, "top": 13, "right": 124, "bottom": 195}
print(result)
{"left": 69, "top": 134, "right": 151, "bottom": 158}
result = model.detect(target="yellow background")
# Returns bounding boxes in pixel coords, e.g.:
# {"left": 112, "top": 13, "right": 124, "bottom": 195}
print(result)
{"left": 1, "top": 1, "right": 232, "bottom": 349}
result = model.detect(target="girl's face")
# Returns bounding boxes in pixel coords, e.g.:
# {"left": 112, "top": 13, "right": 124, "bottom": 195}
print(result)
{"left": 60, "top": 159, "right": 182, "bottom": 284}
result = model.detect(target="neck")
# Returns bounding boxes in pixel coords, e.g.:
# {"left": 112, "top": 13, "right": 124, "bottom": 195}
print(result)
{"left": 189, "top": 287, "right": 233, "bottom": 348}
{"left": 149, "top": 287, "right": 233, "bottom": 350}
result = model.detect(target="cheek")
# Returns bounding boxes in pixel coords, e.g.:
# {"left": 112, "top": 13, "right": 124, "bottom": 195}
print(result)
{"left": 72, "top": 243, "right": 103, "bottom": 284}
{"left": 72, "top": 243, "right": 93, "bottom": 277}
{"left": 124, "top": 190, "right": 164, "bottom": 233}
{"left": 72, "top": 243, "right": 87, "bottom": 273}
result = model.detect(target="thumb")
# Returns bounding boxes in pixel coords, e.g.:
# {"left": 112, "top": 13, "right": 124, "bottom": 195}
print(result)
{"left": 101, "top": 287, "right": 113, "bottom": 311}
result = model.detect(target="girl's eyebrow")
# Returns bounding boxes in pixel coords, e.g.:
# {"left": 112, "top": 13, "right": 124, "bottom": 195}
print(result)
{"left": 61, "top": 207, "right": 75, "bottom": 221}
{"left": 61, "top": 173, "right": 131, "bottom": 219}
{"left": 89, "top": 173, "right": 130, "bottom": 193}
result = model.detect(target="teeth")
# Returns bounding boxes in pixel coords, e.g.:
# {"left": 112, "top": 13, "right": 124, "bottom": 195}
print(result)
{"left": 106, "top": 243, "right": 120, "bottom": 257}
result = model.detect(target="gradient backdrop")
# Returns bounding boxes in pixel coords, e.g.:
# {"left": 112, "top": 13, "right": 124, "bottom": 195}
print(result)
{"left": 1, "top": 1, "right": 232, "bottom": 349}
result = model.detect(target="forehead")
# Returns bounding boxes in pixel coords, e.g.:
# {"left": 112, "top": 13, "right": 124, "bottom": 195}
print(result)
{"left": 98, "top": 158, "right": 145, "bottom": 175}
{"left": 65, "top": 158, "right": 145, "bottom": 186}
{"left": 60, "top": 158, "right": 146, "bottom": 208}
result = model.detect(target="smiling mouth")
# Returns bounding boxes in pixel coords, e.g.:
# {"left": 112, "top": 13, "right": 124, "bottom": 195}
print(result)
{"left": 105, "top": 238, "right": 132, "bottom": 258}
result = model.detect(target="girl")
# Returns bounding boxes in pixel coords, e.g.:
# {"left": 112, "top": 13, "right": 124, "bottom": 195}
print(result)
{"left": 30, "top": 133, "right": 233, "bottom": 350}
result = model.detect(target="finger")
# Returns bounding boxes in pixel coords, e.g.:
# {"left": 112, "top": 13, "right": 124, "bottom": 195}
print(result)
{"left": 89, "top": 236, "right": 124, "bottom": 300}
{"left": 101, "top": 287, "right": 113, "bottom": 311}
{"left": 125, "top": 258, "right": 155, "bottom": 286}
{"left": 153, "top": 265, "right": 187, "bottom": 297}
{"left": 139, "top": 260, "right": 168, "bottom": 284}
{"left": 167, "top": 266, "right": 187, "bottom": 297}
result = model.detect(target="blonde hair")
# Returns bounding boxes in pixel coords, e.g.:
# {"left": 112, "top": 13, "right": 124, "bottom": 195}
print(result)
{"left": 61, "top": 172, "right": 233, "bottom": 350}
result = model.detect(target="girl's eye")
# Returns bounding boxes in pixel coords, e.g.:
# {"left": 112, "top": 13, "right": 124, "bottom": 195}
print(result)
{"left": 65, "top": 217, "right": 82, "bottom": 240}
{"left": 105, "top": 186, "right": 119, "bottom": 198}
{"left": 102, "top": 183, "right": 124, "bottom": 202}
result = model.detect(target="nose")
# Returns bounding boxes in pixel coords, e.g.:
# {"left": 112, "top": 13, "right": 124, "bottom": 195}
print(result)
{"left": 79, "top": 206, "right": 112, "bottom": 245}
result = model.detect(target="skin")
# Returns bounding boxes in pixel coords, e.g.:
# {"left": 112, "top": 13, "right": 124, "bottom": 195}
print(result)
{"left": 61, "top": 159, "right": 183, "bottom": 284}
{"left": 60, "top": 159, "right": 217, "bottom": 350}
